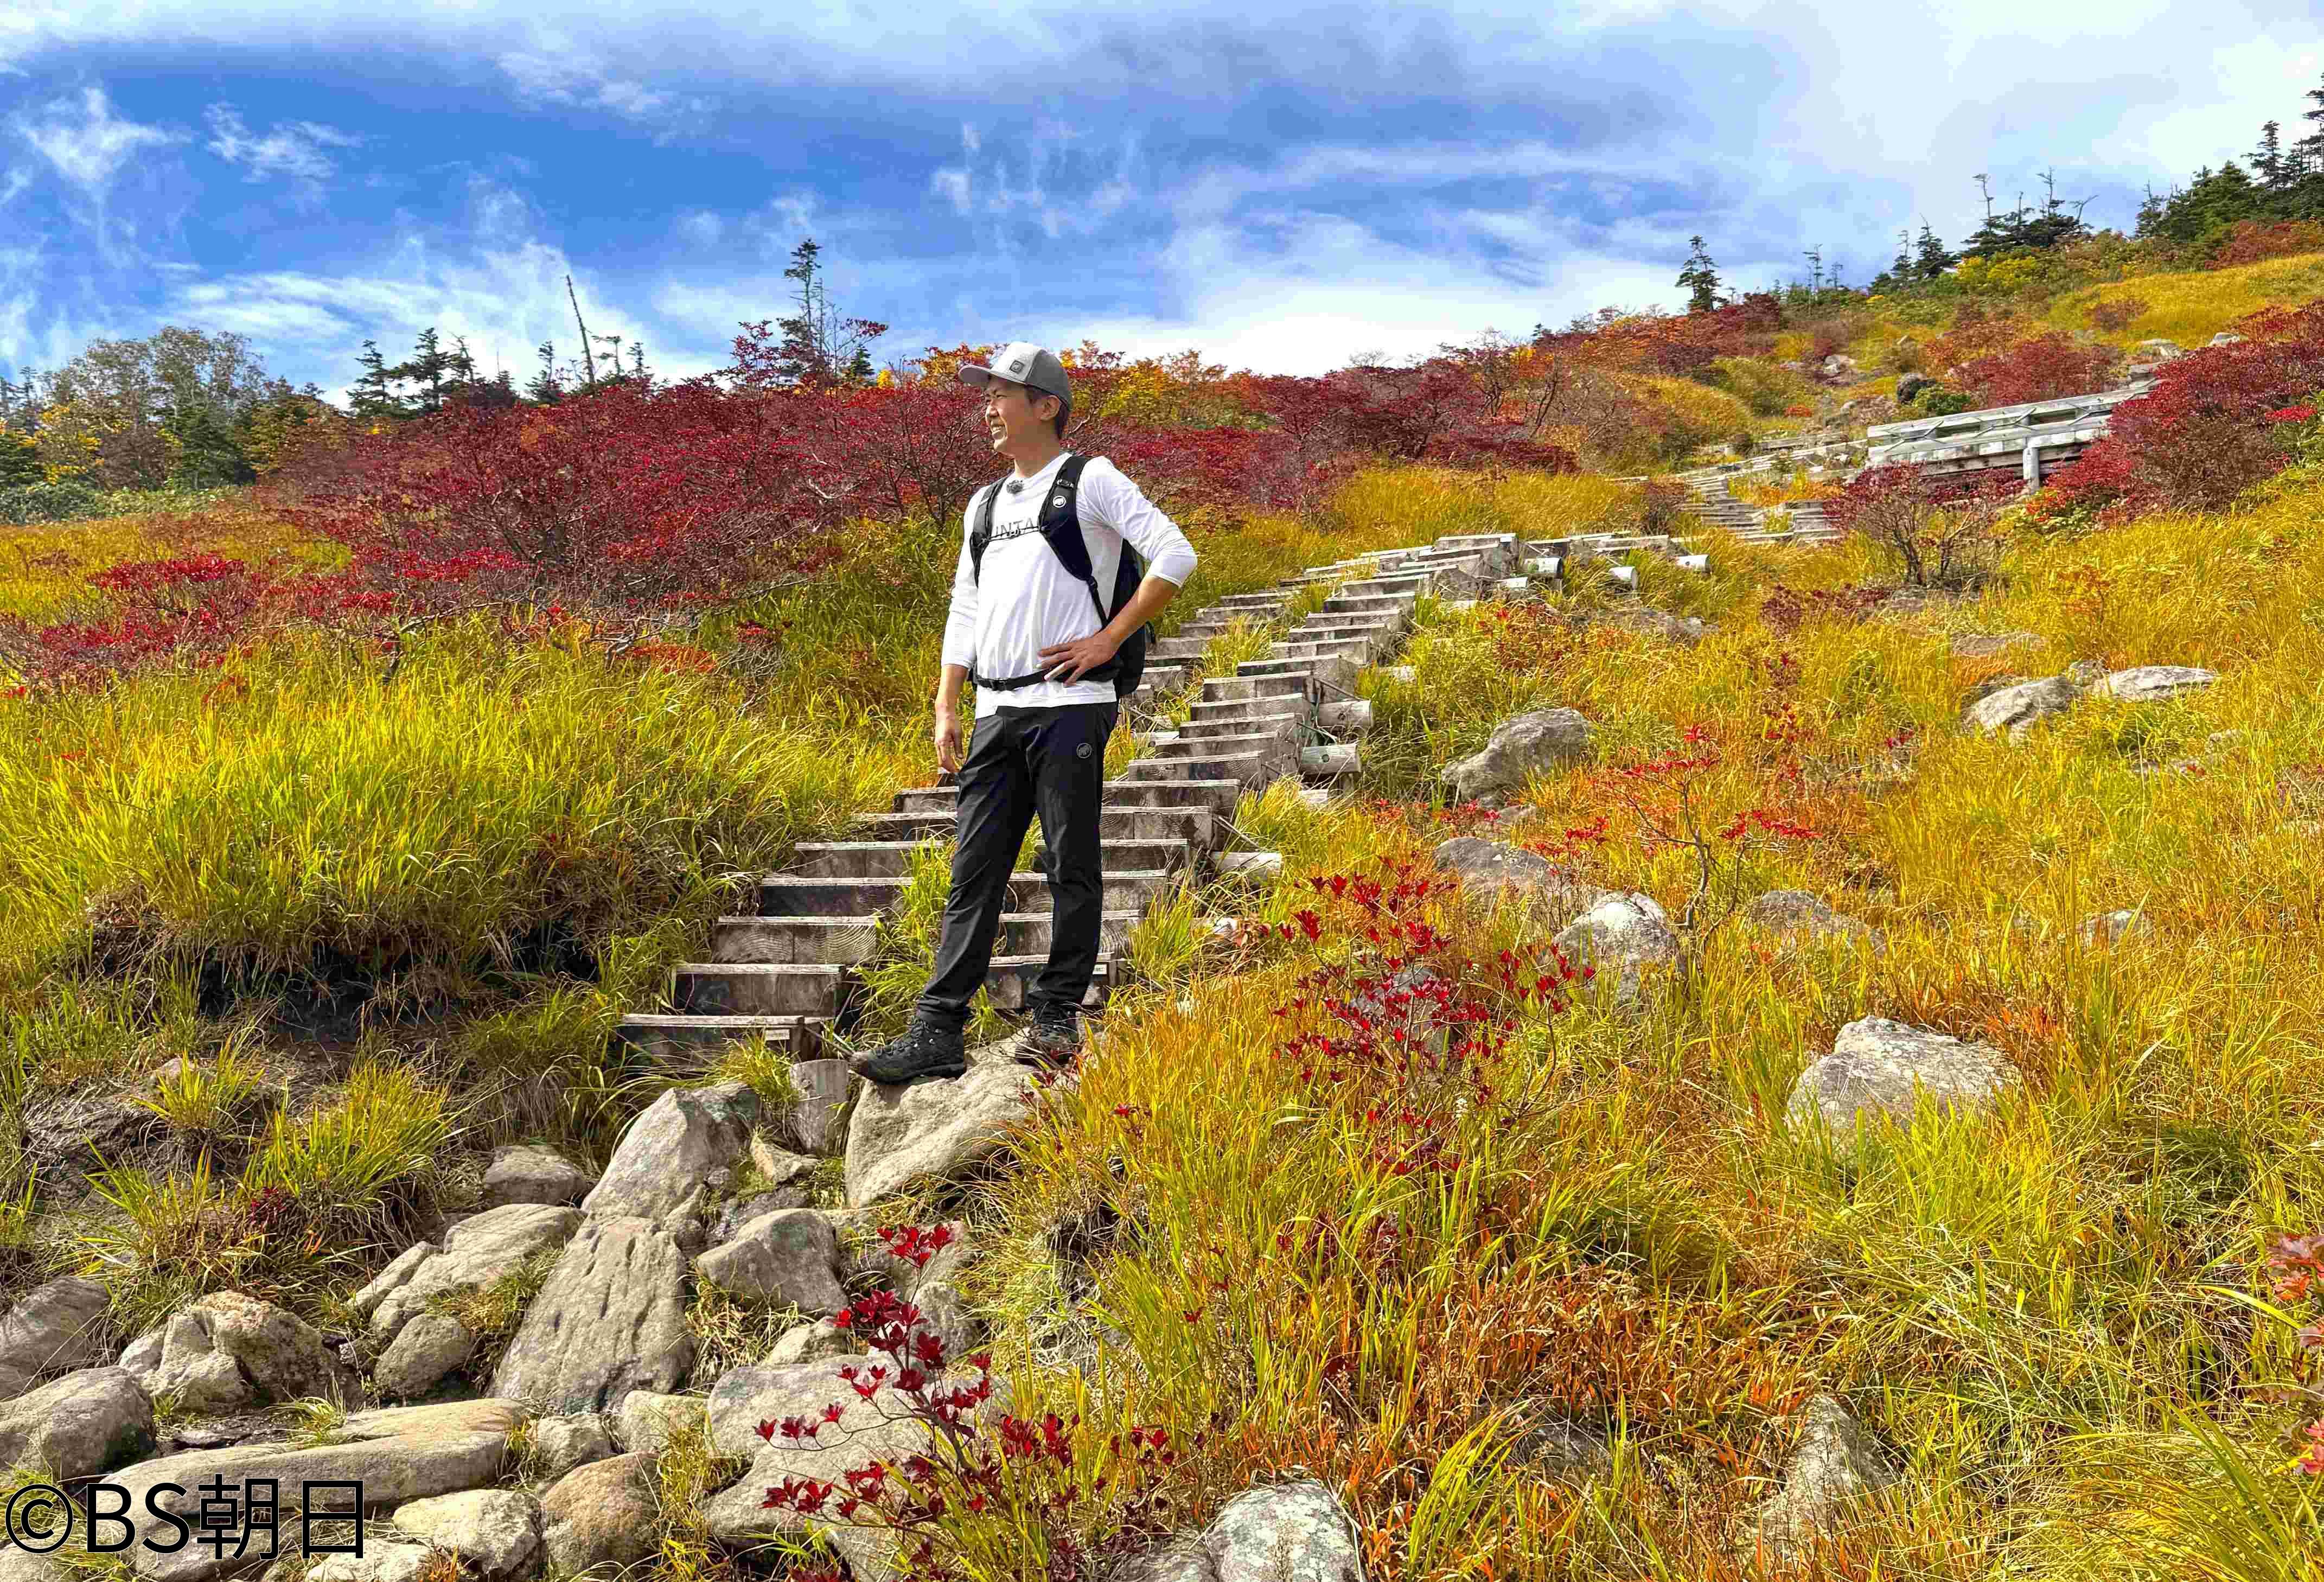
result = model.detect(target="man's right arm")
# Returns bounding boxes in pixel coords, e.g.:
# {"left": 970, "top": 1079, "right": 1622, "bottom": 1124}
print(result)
{"left": 935, "top": 496, "right": 982, "bottom": 773}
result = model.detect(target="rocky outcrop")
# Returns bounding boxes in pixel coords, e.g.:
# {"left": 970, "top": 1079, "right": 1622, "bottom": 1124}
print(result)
{"left": 373, "top": 1313, "right": 480, "bottom": 1400}
{"left": 1431, "top": 838, "right": 1600, "bottom": 919}
{"left": 615, "top": 1390, "right": 706, "bottom": 1455}
{"left": 582, "top": 1081, "right": 759, "bottom": 1229}
{"left": 1962, "top": 677, "right": 2079, "bottom": 738}
{"left": 2091, "top": 664, "right": 2217, "bottom": 702}
{"left": 1553, "top": 891, "right": 1680, "bottom": 1001}
{"left": 389, "top": 1489, "right": 542, "bottom": 1580}
{"left": 490, "top": 1217, "right": 693, "bottom": 1415}
{"left": 1787, "top": 1017, "right": 2018, "bottom": 1134}
{"left": 1442, "top": 710, "right": 1594, "bottom": 802}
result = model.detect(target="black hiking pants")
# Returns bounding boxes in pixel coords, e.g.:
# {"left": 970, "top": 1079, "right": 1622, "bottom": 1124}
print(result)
{"left": 916, "top": 700, "right": 1118, "bottom": 1028}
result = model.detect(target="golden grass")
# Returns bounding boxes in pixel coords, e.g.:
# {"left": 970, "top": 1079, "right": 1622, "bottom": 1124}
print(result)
{"left": 2042, "top": 250, "right": 2324, "bottom": 348}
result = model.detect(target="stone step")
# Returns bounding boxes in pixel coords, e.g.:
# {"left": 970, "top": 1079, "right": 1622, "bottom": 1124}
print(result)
{"left": 711, "top": 910, "right": 1144, "bottom": 965}
{"left": 855, "top": 805, "right": 1220, "bottom": 850}
{"left": 1237, "top": 654, "right": 1359, "bottom": 686}
{"left": 614, "top": 1013, "right": 823, "bottom": 1061}
{"left": 1186, "top": 696, "right": 1313, "bottom": 726}
{"left": 1202, "top": 673, "right": 1318, "bottom": 706}
{"left": 1333, "top": 575, "right": 1431, "bottom": 599}
{"left": 756, "top": 869, "right": 1182, "bottom": 918}
{"left": 1267, "top": 637, "right": 1374, "bottom": 662}
{"left": 669, "top": 962, "right": 852, "bottom": 1019}
{"left": 1176, "top": 711, "right": 1308, "bottom": 743}
{"left": 1321, "top": 593, "right": 1416, "bottom": 617}
{"left": 1149, "top": 636, "right": 1216, "bottom": 663}
{"left": 1210, "top": 593, "right": 1291, "bottom": 613}
{"left": 1289, "top": 611, "right": 1404, "bottom": 635}
{"left": 1152, "top": 728, "right": 1303, "bottom": 762}
{"left": 986, "top": 955, "right": 1114, "bottom": 1012}
{"left": 1121, "top": 747, "right": 1288, "bottom": 789}
{"left": 893, "top": 777, "right": 1243, "bottom": 820}
{"left": 793, "top": 838, "right": 1193, "bottom": 879}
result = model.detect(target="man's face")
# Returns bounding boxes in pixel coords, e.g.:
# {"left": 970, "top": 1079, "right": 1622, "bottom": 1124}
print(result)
{"left": 982, "top": 380, "right": 1055, "bottom": 451}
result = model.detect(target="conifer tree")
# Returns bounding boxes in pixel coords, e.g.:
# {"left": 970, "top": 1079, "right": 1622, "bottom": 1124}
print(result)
{"left": 1675, "top": 235, "right": 1723, "bottom": 314}
{"left": 1913, "top": 222, "right": 1955, "bottom": 279}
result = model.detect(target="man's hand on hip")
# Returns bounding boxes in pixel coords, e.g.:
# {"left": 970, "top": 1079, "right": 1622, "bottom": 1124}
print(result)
{"left": 934, "top": 707, "right": 965, "bottom": 774}
{"left": 1037, "top": 630, "right": 1122, "bottom": 683}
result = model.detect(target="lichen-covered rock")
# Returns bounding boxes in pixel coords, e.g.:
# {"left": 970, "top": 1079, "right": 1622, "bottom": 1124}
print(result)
{"left": 0, "top": 1367, "right": 153, "bottom": 1478}
{"left": 2092, "top": 665, "right": 2218, "bottom": 702}
{"left": 1755, "top": 1395, "right": 1900, "bottom": 1559}
{"left": 1442, "top": 709, "right": 1595, "bottom": 802}
{"left": 694, "top": 1208, "right": 847, "bottom": 1315}
{"left": 1786, "top": 1017, "right": 2018, "bottom": 1133}
{"left": 373, "top": 1313, "right": 480, "bottom": 1400}
{"left": 763, "top": 1318, "right": 861, "bottom": 1368}
{"left": 523, "top": 1413, "right": 615, "bottom": 1483}
{"left": 845, "top": 1052, "right": 1049, "bottom": 1209}
{"left": 145, "top": 1292, "right": 360, "bottom": 1414}
{"left": 353, "top": 1204, "right": 585, "bottom": 1346}
{"left": 0, "top": 1276, "right": 113, "bottom": 1399}
{"left": 582, "top": 1082, "right": 758, "bottom": 1224}
{"left": 490, "top": 1217, "right": 694, "bottom": 1416}
{"left": 478, "top": 1145, "right": 598, "bottom": 1210}
{"left": 616, "top": 1390, "right": 706, "bottom": 1455}
{"left": 539, "top": 1452, "right": 660, "bottom": 1573}
{"left": 1431, "top": 837, "right": 1600, "bottom": 917}
{"left": 1963, "top": 677, "right": 2079, "bottom": 737}
{"left": 390, "top": 1489, "right": 542, "bottom": 1580}
{"left": 1553, "top": 891, "right": 1680, "bottom": 1003}
{"left": 1203, "top": 1479, "right": 1366, "bottom": 1580}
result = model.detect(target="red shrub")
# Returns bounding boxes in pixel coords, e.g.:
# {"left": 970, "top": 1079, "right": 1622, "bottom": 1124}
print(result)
{"left": 2039, "top": 299, "right": 2324, "bottom": 515}
{"left": 2211, "top": 220, "right": 2324, "bottom": 269}
{"left": 1956, "top": 332, "right": 2117, "bottom": 408}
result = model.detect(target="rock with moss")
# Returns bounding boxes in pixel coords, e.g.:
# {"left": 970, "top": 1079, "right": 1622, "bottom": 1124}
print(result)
{"left": 522, "top": 1413, "right": 615, "bottom": 1483}
{"left": 844, "top": 1051, "right": 1052, "bottom": 1209}
{"left": 1441, "top": 709, "right": 1595, "bottom": 803}
{"left": 614, "top": 1390, "right": 705, "bottom": 1455}
{"left": 1203, "top": 1479, "right": 1367, "bottom": 1580}
{"left": 0, "top": 1366, "right": 154, "bottom": 1477}
{"left": 1962, "top": 676, "right": 2080, "bottom": 737}
{"left": 1553, "top": 891, "right": 1679, "bottom": 1003}
{"left": 694, "top": 1208, "right": 848, "bottom": 1316}
{"left": 2093, "top": 664, "right": 2217, "bottom": 702}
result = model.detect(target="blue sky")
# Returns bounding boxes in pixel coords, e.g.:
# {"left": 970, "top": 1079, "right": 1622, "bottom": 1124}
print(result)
{"left": 4, "top": 1, "right": 2319, "bottom": 400}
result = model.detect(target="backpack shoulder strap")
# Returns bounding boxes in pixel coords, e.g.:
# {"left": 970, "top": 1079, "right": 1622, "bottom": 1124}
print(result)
{"left": 1036, "top": 454, "right": 1110, "bottom": 619}
{"left": 967, "top": 473, "right": 1010, "bottom": 582}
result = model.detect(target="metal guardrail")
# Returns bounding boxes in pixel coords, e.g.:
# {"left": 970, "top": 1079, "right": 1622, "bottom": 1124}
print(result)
{"left": 1863, "top": 381, "right": 2153, "bottom": 486}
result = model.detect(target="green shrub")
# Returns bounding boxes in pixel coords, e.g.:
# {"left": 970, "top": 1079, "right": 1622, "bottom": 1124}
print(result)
{"left": 1701, "top": 357, "right": 1817, "bottom": 418}
{"left": 0, "top": 481, "right": 102, "bottom": 527}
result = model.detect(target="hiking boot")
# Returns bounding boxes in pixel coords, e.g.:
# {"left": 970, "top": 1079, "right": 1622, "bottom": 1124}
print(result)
{"left": 851, "top": 1016, "right": 967, "bottom": 1086}
{"left": 1017, "top": 1005, "right": 1082, "bottom": 1068}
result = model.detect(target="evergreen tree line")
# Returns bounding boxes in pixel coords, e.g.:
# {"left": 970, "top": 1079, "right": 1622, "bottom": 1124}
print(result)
{"left": 2136, "top": 74, "right": 2324, "bottom": 242}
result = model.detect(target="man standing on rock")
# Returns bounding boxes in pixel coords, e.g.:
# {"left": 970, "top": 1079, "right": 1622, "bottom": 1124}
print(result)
{"left": 851, "top": 343, "right": 1198, "bottom": 1086}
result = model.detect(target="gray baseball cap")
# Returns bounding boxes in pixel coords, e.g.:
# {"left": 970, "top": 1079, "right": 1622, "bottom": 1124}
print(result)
{"left": 957, "top": 341, "right": 1070, "bottom": 400}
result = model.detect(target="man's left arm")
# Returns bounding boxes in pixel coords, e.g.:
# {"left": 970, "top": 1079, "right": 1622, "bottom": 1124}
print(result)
{"left": 1038, "top": 461, "right": 1199, "bottom": 682}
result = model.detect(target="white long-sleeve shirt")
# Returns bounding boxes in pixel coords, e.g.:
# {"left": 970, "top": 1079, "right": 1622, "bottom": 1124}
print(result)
{"left": 941, "top": 452, "right": 1198, "bottom": 718}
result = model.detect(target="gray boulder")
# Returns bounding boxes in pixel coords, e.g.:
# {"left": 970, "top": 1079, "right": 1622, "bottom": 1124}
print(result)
{"left": 20, "top": 1095, "right": 167, "bottom": 1183}
{"left": 478, "top": 1145, "right": 598, "bottom": 1210}
{"left": 1755, "top": 1395, "right": 1900, "bottom": 1559}
{"left": 1819, "top": 354, "right": 1860, "bottom": 382}
{"left": 539, "top": 1451, "right": 661, "bottom": 1573}
{"left": 390, "top": 1489, "right": 542, "bottom": 1580}
{"left": 1204, "top": 1479, "right": 1366, "bottom": 1580}
{"left": 0, "top": 1276, "right": 113, "bottom": 1398}
{"left": 1431, "top": 838, "right": 1599, "bottom": 918}
{"left": 523, "top": 1413, "right": 615, "bottom": 1484}
{"left": 1787, "top": 1017, "right": 2018, "bottom": 1133}
{"left": 2093, "top": 665, "right": 2218, "bottom": 702}
{"left": 307, "top": 1543, "right": 442, "bottom": 1582}
{"left": 845, "top": 1052, "right": 1050, "bottom": 1208}
{"left": 373, "top": 1313, "right": 480, "bottom": 1400}
{"left": 695, "top": 1208, "right": 847, "bottom": 1315}
{"left": 1109, "top": 1539, "right": 1217, "bottom": 1581}
{"left": 1894, "top": 372, "right": 1933, "bottom": 404}
{"left": 710, "top": 1189, "right": 811, "bottom": 1245}
{"left": 352, "top": 1204, "right": 585, "bottom": 1345}
{"left": 144, "top": 1292, "right": 360, "bottom": 1414}
{"left": 1553, "top": 891, "right": 1680, "bottom": 1002}
{"left": 1963, "top": 677, "right": 2080, "bottom": 737}
{"left": 491, "top": 1217, "right": 693, "bottom": 1417}
{"left": 0, "top": 1366, "right": 153, "bottom": 1477}
{"left": 1442, "top": 710, "right": 1594, "bottom": 802}
{"left": 582, "top": 1082, "right": 758, "bottom": 1224}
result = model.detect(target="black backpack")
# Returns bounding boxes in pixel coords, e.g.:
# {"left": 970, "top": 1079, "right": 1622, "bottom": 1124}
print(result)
{"left": 966, "top": 453, "right": 1151, "bottom": 698}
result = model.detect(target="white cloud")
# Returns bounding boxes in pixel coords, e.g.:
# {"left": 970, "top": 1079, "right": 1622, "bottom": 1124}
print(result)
{"left": 931, "top": 168, "right": 971, "bottom": 214}
{"left": 203, "top": 104, "right": 361, "bottom": 189}
{"left": 14, "top": 85, "right": 179, "bottom": 195}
